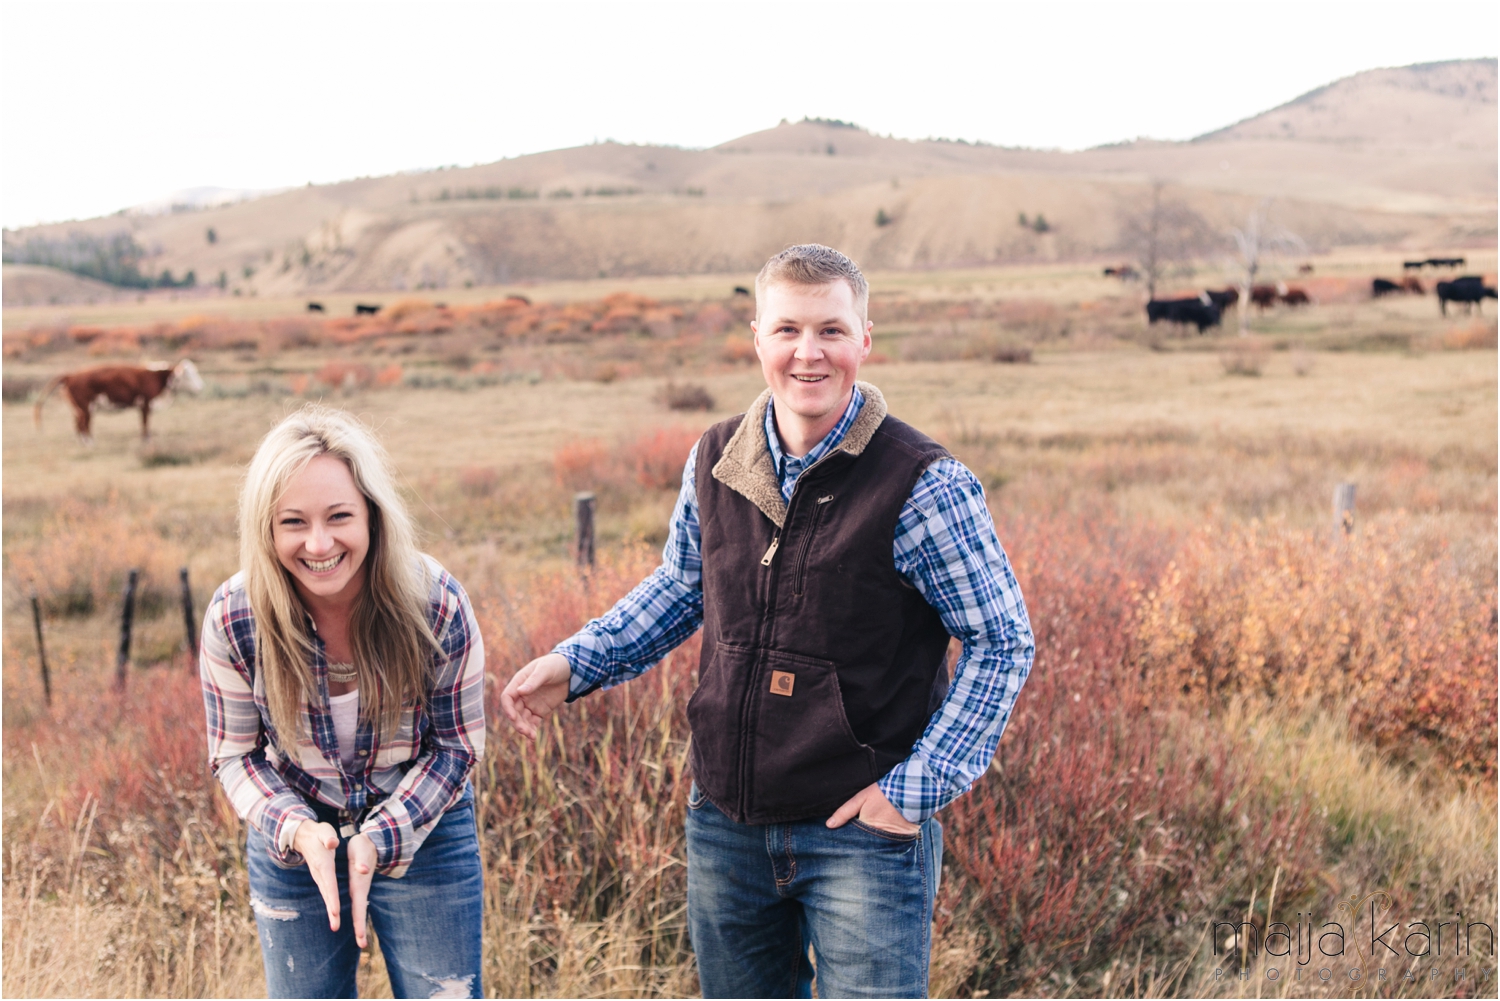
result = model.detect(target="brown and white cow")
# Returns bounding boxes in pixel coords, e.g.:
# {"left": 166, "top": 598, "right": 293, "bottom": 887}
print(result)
{"left": 34, "top": 359, "right": 204, "bottom": 444}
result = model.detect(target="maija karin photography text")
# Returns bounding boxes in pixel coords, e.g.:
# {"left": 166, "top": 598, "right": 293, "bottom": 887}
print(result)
{"left": 1212, "top": 891, "right": 1496, "bottom": 986}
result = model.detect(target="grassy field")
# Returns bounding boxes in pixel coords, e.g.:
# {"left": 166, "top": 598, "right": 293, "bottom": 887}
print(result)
{"left": 2, "top": 270, "right": 1496, "bottom": 997}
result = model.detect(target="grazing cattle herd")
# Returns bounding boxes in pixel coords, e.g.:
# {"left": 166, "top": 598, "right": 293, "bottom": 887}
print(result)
{"left": 1371, "top": 272, "right": 1497, "bottom": 314}
{"left": 16, "top": 254, "right": 1495, "bottom": 447}
{"left": 1142, "top": 262, "right": 1494, "bottom": 332}
{"left": 1145, "top": 283, "right": 1315, "bottom": 333}
{"left": 33, "top": 360, "right": 203, "bottom": 444}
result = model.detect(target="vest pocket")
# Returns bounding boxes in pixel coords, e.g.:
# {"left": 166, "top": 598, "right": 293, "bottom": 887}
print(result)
{"left": 686, "top": 642, "right": 755, "bottom": 812}
{"left": 750, "top": 649, "right": 877, "bottom": 817}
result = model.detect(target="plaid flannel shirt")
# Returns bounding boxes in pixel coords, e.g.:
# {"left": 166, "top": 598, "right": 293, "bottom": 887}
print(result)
{"left": 557, "top": 387, "right": 1034, "bottom": 822}
{"left": 200, "top": 555, "right": 485, "bottom": 877}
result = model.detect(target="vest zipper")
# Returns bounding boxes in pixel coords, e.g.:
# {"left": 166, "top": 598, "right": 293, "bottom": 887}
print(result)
{"left": 745, "top": 447, "right": 848, "bottom": 817}
{"left": 762, "top": 444, "right": 843, "bottom": 567}
{"left": 792, "top": 495, "right": 834, "bottom": 595}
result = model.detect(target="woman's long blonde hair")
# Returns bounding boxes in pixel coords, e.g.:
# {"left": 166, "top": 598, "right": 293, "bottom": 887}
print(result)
{"left": 240, "top": 405, "right": 438, "bottom": 749}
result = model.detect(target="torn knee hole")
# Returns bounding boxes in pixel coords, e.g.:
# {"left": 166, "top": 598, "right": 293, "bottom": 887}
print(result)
{"left": 250, "top": 895, "right": 298, "bottom": 921}
{"left": 423, "top": 974, "right": 475, "bottom": 998}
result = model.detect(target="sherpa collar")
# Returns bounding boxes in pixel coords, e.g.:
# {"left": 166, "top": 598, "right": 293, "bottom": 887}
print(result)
{"left": 711, "top": 381, "right": 888, "bottom": 528}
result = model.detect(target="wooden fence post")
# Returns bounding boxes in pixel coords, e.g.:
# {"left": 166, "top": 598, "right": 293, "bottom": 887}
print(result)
{"left": 115, "top": 568, "right": 139, "bottom": 691}
{"left": 180, "top": 566, "right": 197, "bottom": 669}
{"left": 574, "top": 492, "right": 596, "bottom": 569}
{"left": 30, "top": 590, "right": 51, "bottom": 707}
{"left": 1333, "top": 483, "right": 1357, "bottom": 541}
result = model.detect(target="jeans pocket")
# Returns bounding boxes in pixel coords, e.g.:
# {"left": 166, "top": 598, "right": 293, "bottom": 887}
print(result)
{"left": 849, "top": 818, "right": 921, "bottom": 843}
{"left": 687, "top": 781, "right": 709, "bottom": 811}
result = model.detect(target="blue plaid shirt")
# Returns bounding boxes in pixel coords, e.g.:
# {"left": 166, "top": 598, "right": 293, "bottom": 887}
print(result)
{"left": 556, "top": 386, "right": 1034, "bottom": 822}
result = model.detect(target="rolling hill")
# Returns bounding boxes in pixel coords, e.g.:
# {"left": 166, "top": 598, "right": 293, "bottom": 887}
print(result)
{"left": 3, "top": 59, "right": 1494, "bottom": 303}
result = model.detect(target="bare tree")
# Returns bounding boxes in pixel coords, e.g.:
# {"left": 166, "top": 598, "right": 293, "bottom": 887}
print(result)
{"left": 1229, "top": 200, "right": 1305, "bottom": 334}
{"left": 1117, "top": 182, "right": 1214, "bottom": 300}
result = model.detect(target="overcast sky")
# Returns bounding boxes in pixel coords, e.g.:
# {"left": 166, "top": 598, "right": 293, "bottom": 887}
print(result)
{"left": 2, "top": 0, "right": 1495, "bottom": 230}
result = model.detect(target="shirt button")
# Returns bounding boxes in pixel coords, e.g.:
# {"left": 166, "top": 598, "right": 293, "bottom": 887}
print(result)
{"left": 358, "top": 749, "right": 369, "bottom": 756}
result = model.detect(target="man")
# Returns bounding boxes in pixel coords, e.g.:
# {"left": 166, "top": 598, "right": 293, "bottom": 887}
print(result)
{"left": 502, "top": 244, "right": 1033, "bottom": 999}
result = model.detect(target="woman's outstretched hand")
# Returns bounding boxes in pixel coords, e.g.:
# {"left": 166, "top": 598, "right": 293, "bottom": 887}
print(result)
{"left": 293, "top": 820, "right": 343, "bottom": 932}
{"left": 291, "top": 822, "right": 378, "bottom": 948}
{"left": 346, "top": 833, "right": 377, "bottom": 949}
{"left": 500, "top": 654, "right": 572, "bottom": 737}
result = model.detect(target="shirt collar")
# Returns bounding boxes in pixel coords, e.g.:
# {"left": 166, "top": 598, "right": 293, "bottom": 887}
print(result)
{"left": 765, "top": 384, "right": 865, "bottom": 500}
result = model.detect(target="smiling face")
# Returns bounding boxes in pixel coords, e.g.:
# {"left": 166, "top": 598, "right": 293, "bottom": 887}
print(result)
{"left": 272, "top": 454, "right": 371, "bottom": 607}
{"left": 751, "top": 280, "right": 873, "bottom": 444}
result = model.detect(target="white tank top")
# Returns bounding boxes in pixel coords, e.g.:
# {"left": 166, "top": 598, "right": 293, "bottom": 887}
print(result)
{"left": 328, "top": 688, "right": 360, "bottom": 772}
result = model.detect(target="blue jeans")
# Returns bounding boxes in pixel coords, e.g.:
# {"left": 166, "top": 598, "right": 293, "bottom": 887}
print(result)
{"left": 246, "top": 793, "right": 483, "bottom": 999}
{"left": 685, "top": 783, "right": 943, "bottom": 999}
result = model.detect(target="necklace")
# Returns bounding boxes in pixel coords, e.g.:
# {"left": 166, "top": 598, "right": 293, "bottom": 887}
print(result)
{"left": 327, "top": 662, "right": 358, "bottom": 684}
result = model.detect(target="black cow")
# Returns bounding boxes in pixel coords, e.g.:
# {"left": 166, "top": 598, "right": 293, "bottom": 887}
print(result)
{"left": 1147, "top": 298, "right": 1221, "bottom": 333}
{"left": 1436, "top": 276, "right": 1498, "bottom": 316}
{"left": 354, "top": 303, "right": 381, "bottom": 315}
{"left": 1103, "top": 265, "right": 1139, "bottom": 280}
{"left": 733, "top": 286, "right": 751, "bottom": 296}
{"left": 1372, "top": 278, "right": 1401, "bottom": 297}
{"left": 1403, "top": 260, "right": 1427, "bottom": 270}
{"left": 306, "top": 301, "right": 326, "bottom": 313}
{"left": 1427, "top": 257, "right": 1467, "bottom": 268}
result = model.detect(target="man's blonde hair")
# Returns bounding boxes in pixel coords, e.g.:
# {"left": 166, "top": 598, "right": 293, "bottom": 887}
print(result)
{"left": 754, "top": 244, "right": 869, "bottom": 324}
{"left": 239, "top": 404, "right": 438, "bottom": 750}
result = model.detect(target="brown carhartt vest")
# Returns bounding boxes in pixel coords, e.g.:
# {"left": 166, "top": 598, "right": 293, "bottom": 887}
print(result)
{"left": 690, "top": 382, "right": 953, "bottom": 824}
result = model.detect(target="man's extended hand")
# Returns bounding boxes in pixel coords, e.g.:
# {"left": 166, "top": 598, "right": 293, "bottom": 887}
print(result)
{"left": 500, "top": 653, "right": 573, "bottom": 738}
{"left": 826, "top": 782, "right": 920, "bottom": 835}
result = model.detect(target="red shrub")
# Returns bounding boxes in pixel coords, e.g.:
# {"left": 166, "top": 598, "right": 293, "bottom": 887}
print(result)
{"left": 1135, "top": 517, "right": 1498, "bottom": 773}
{"left": 553, "top": 438, "right": 610, "bottom": 490}
{"left": 626, "top": 426, "right": 700, "bottom": 490}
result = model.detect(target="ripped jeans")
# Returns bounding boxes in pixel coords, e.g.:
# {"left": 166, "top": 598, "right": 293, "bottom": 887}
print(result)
{"left": 246, "top": 792, "right": 483, "bottom": 999}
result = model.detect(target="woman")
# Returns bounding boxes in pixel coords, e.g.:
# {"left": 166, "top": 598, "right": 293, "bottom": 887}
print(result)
{"left": 200, "top": 404, "right": 485, "bottom": 998}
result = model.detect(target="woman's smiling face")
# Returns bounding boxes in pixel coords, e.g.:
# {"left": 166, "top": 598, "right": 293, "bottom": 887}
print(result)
{"left": 272, "top": 454, "right": 370, "bottom": 606}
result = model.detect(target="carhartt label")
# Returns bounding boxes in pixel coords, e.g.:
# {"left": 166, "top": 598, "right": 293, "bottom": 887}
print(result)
{"left": 770, "top": 671, "right": 795, "bottom": 696}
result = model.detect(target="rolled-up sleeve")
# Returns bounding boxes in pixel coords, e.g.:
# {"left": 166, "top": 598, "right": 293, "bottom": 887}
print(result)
{"left": 880, "top": 459, "right": 1034, "bottom": 821}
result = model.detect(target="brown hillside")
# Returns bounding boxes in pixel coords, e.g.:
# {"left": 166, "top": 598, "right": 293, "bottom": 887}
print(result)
{"left": 1201, "top": 58, "right": 1495, "bottom": 146}
{"left": 2, "top": 264, "right": 132, "bottom": 308}
{"left": 4, "top": 60, "right": 1493, "bottom": 293}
